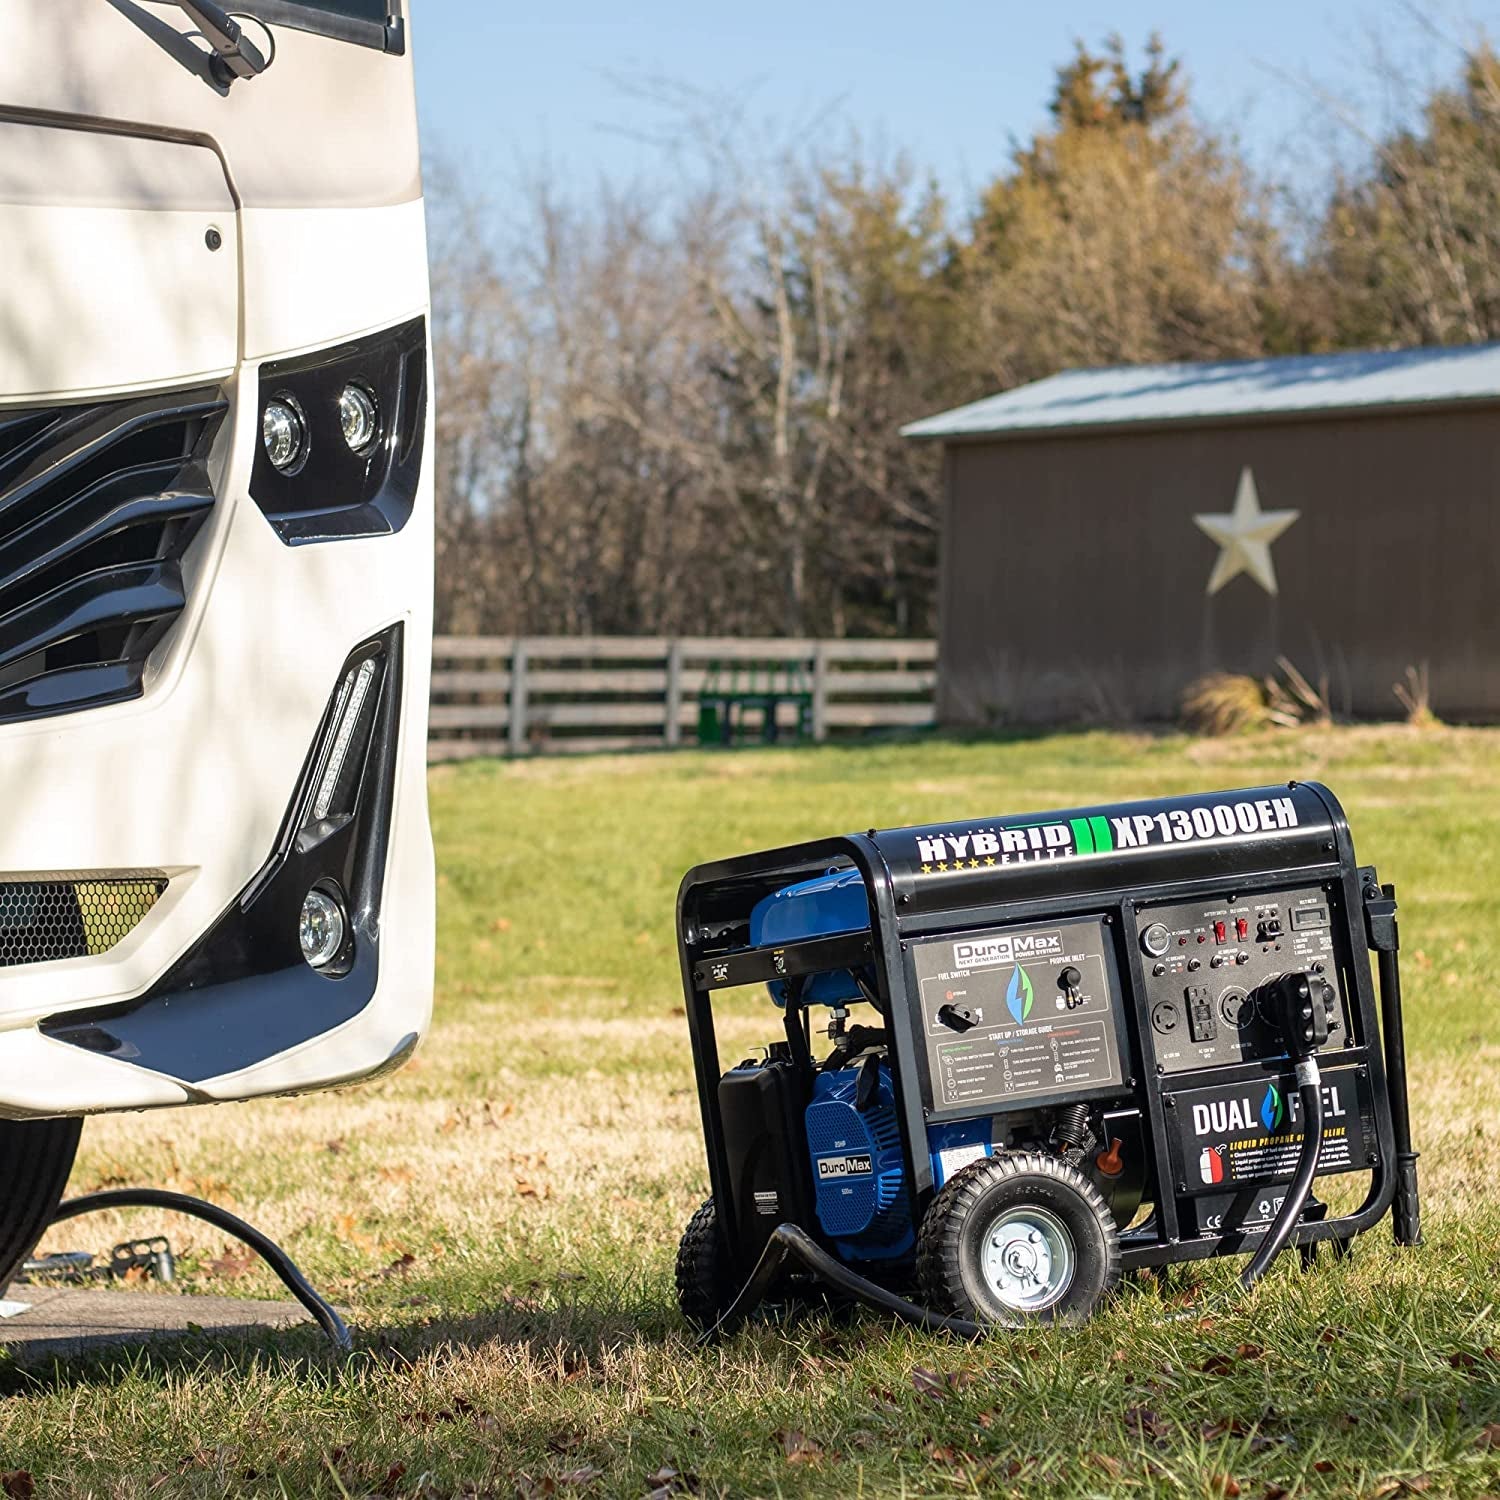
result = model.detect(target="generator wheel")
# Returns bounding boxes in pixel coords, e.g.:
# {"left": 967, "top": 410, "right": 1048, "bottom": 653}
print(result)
{"left": 917, "top": 1152, "right": 1119, "bottom": 1326}
{"left": 675, "top": 1199, "right": 737, "bottom": 1330}
{"left": 0, "top": 1116, "right": 83, "bottom": 1296}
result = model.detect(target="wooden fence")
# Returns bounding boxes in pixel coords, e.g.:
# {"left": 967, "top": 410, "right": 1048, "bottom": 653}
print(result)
{"left": 428, "top": 637, "right": 938, "bottom": 760}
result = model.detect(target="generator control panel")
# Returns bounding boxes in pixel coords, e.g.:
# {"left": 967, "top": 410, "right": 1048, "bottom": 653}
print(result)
{"left": 1138, "top": 885, "right": 1355, "bottom": 1075}
{"left": 911, "top": 916, "right": 1127, "bottom": 1113}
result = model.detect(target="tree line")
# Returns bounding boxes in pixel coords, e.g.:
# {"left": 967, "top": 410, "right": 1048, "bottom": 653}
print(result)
{"left": 430, "top": 34, "right": 1500, "bottom": 640}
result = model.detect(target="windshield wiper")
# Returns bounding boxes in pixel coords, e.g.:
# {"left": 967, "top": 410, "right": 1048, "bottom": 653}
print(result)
{"left": 171, "top": 1, "right": 270, "bottom": 86}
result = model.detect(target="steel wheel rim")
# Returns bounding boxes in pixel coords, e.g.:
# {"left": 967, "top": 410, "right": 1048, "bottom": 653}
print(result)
{"left": 979, "top": 1205, "right": 1075, "bottom": 1311}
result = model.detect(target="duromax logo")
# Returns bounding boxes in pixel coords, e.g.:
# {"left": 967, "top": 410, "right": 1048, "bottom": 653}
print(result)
{"left": 953, "top": 931, "right": 1063, "bottom": 968}
{"left": 1260, "top": 1083, "right": 1284, "bottom": 1132}
{"left": 1006, "top": 965, "right": 1035, "bottom": 1024}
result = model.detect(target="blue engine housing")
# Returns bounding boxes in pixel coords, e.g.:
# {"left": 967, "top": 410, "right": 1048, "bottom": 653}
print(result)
{"left": 751, "top": 868, "right": 868, "bottom": 1007}
{"left": 806, "top": 1063, "right": 998, "bottom": 1262}
{"left": 806, "top": 1065, "right": 912, "bottom": 1260}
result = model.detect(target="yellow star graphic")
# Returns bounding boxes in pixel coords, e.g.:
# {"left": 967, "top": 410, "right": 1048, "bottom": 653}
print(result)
{"left": 937, "top": 861, "right": 948, "bottom": 872}
{"left": 1193, "top": 467, "right": 1299, "bottom": 596}
{"left": 969, "top": 858, "right": 980, "bottom": 869}
{"left": 984, "top": 855, "right": 997, "bottom": 866}
{"left": 920, "top": 864, "right": 931, "bottom": 875}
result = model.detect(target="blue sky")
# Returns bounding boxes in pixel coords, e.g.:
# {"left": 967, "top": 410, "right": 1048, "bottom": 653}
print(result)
{"left": 412, "top": 2, "right": 1498, "bottom": 215}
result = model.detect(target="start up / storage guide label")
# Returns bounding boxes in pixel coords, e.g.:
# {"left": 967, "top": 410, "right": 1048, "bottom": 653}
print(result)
{"left": 912, "top": 916, "right": 1126, "bottom": 1111}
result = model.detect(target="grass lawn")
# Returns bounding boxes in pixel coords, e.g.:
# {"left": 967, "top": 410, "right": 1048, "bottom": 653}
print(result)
{"left": 3, "top": 727, "right": 1499, "bottom": 1498}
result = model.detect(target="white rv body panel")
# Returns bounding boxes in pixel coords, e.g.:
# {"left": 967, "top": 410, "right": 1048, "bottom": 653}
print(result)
{"left": 0, "top": 1, "right": 436, "bottom": 1119}
{"left": 0, "top": 123, "right": 239, "bottom": 401}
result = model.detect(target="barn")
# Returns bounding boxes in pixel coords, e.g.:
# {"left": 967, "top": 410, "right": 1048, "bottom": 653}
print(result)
{"left": 902, "top": 344, "right": 1500, "bottom": 725}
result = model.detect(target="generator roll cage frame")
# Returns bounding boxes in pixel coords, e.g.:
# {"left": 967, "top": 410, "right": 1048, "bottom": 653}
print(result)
{"left": 678, "top": 804, "right": 1420, "bottom": 1292}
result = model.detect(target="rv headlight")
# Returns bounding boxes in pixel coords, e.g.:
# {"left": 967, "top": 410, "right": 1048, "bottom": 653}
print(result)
{"left": 338, "top": 384, "right": 380, "bottom": 454}
{"left": 299, "top": 886, "right": 347, "bottom": 971}
{"left": 263, "top": 396, "right": 307, "bottom": 473}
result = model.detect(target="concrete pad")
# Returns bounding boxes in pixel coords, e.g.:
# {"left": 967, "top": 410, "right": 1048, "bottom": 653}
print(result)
{"left": 0, "top": 1286, "right": 314, "bottom": 1359}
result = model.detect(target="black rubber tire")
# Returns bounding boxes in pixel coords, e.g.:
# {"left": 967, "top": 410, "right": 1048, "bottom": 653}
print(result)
{"left": 0, "top": 1116, "right": 83, "bottom": 1297}
{"left": 916, "top": 1152, "right": 1120, "bottom": 1327}
{"left": 674, "top": 1199, "right": 738, "bottom": 1330}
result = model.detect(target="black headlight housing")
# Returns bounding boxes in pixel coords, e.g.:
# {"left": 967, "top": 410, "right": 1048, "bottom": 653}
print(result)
{"left": 42, "top": 627, "right": 405, "bottom": 1082}
{"left": 251, "top": 317, "right": 427, "bottom": 544}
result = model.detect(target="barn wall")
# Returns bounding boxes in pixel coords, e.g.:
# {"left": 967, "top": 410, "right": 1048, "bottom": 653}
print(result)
{"left": 936, "top": 407, "right": 1500, "bottom": 725}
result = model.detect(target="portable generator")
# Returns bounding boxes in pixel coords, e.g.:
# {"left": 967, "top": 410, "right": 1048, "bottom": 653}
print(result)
{"left": 675, "top": 783, "right": 1420, "bottom": 1333}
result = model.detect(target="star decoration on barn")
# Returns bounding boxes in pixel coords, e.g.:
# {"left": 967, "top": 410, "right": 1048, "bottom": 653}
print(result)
{"left": 1193, "top": 467, "right": 1300, "bottom": 596}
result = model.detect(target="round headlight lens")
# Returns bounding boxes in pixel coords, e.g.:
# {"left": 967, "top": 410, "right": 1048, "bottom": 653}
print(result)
{"left": 338, "top": 384, "right": 380, "bottom": 453}
{"left": 299, "top": 886, "right": 347, "bottom": 970}
{"left": 262, "top": 397, "right": 306, "bottom": 472}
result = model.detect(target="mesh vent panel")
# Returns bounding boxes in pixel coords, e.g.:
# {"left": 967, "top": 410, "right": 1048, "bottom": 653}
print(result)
{"left": 0, "top": 878, "right": 166, "bottom": 966}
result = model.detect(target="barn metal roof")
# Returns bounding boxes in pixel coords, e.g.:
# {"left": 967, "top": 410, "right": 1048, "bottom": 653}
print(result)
{"left": 901, "top": 341, "right": 1500, "bottom": 441}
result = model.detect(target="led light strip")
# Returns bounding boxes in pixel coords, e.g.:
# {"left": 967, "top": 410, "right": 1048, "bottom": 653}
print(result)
{"left": 312, "top": 657, "right": 378, "bottom": 821}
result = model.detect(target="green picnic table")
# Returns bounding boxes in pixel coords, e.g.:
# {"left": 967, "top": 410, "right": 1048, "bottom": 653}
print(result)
{"left": 696, "top": 659, "right": 813, "bottom": 746}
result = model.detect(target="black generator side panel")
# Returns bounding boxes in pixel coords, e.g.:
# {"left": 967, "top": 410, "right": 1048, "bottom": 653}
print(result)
{"left": 718, "top": 1059, "right": 815, "bottom": 1272}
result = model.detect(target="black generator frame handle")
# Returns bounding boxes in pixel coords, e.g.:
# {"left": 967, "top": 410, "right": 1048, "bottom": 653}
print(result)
{"left": 678, "top": 833, "right": 905, "bottom": 1263}
{"left": 677, "top": 810, "right": 1420, "bottom": 1285}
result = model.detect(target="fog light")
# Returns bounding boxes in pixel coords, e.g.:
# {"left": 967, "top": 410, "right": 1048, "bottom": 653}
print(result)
{"left": 299, "top": 886, "right": 346, "bottom": 970}
{"left": 263, "top": 396, "right": 307, "bottom": 472}
{"left": 338, "top": 384, "right": 379, "bottom": 453}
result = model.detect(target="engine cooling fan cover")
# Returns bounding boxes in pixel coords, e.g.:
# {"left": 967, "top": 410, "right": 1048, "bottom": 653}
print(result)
{"left": 805, "top": 1063, "right": 912, "bottom": 1260}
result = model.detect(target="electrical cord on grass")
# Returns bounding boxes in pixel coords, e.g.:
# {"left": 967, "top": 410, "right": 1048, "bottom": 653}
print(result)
{"left": 50, "top": 1188, "right": 351, "bottom": 1352}
{"left": 698, "top": 1221, "right": 982, "bottom": 1345}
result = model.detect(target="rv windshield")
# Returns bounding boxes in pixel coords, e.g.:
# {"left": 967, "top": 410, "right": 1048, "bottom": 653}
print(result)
{"left": 242, "top": 0, "right": 399, "bottom": 49}
{"left": 272, "top": 0, "right": 388, "bottom": 17}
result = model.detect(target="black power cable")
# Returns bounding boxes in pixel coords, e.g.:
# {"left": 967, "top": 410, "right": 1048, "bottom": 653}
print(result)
{"left": 699, "top": 1221, "right": 981, "bottom": 1345}
{"left": 1239, "top": 970, "right": 1336, "bottom": 1291}
{"left": 50, "top": 1189, "right": 351, "bottom": 1353}
{"left": 1239, "top": 1060, "right": 1324, "bottom": 1290}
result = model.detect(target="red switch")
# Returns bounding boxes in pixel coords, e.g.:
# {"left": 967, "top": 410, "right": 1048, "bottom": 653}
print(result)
{"left": 1235, "top": 917, "right": 1249, "bottom": 941}
{"left": 1214, "top": 920, "right": 1227, "bottom": 944}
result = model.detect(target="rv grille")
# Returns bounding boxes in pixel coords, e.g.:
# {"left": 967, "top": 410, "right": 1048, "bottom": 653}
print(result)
{"left": 0, "top": 877, "right": 167, "bottom": 967}
{"left": 0, "top": 389, "right": 226, "bottom": 724}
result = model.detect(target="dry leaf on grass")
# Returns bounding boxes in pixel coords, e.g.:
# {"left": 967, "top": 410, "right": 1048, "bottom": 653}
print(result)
{"left": 333, "top": 1213, "right": 378, "bottom": 1252}
{"left": 776, "top": 1429, "right": 823, "bottom": 1465}
{"left": 643, "top": 1463, "right": 699, "bottom": 1496}
{"left": 910, "top": 1365, "right": 971, "bottom": 1400}
{"left": 207, "top": 1245, "right": 254, "bottom": 1280}
{"left": 1124, "top": 1406, "right": 1169, "bottom": 1440}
